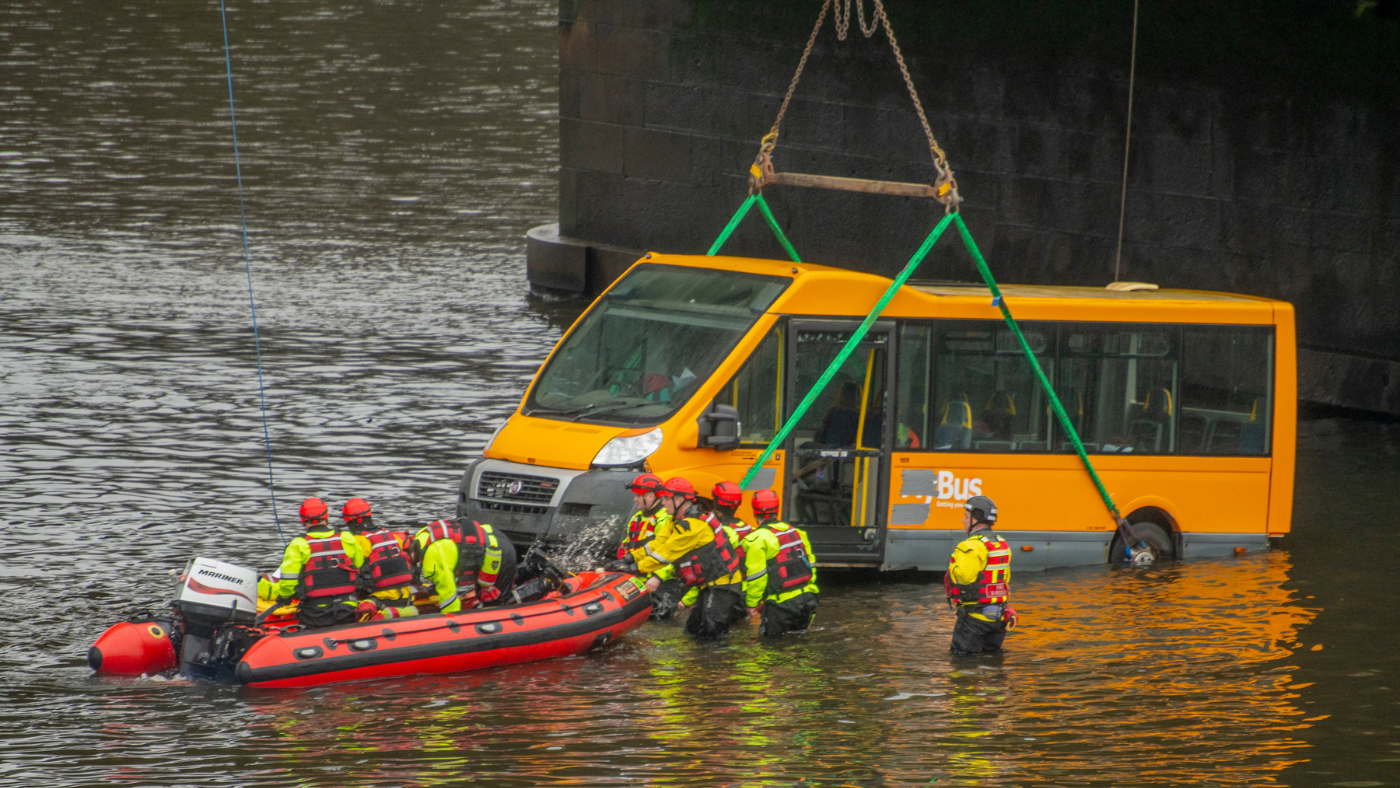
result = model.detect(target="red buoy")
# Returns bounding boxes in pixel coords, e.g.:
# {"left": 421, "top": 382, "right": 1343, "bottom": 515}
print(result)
{"left": 89, "top": 621, "right": 177, "bottom": 675}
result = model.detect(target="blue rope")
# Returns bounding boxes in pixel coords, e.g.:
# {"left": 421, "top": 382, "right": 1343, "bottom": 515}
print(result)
{"left": 220, "top": 0, "right": 286, "bottom": 546}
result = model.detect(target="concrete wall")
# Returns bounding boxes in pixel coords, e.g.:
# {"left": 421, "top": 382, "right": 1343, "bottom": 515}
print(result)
{"left": 534, "top": 0, "right": 1400, "bottom": 415}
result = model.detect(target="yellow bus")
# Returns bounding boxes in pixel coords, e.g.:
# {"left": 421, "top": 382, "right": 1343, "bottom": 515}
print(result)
{"left": 461, "top": 253, "right": 1295, "bottom": 570}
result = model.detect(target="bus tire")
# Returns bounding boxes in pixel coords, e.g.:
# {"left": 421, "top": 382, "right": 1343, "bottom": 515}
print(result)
{"left": 1110, "top": 521, "right": 1174, "bottom": 566}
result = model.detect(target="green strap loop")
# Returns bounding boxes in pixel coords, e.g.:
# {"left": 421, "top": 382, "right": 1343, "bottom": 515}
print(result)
{"left": 706, "top": 193, "right": 801, "bottom": 263}
{"left": 715, "top": 200, "right": 1121, "bottom": 526}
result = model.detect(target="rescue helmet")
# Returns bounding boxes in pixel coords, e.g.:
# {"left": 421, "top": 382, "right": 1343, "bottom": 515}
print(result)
{"left": 627, "top": 473, "right": 665, "bottom": 495}
{"left": 661, "top": 477, "right": 697, "bottom": 501}
{"left": 299, "top": 497, "right": 329, "bottom": 526}
{"left": 751, "top": 489, "right": 781, "bottom": 517}
{"left": 964, "top": 495, "right": 997, "bottom": 525}
{"left": 712, "top": 481, "right": 742, "bottom": 507}
{"left": 342, "top": 497, "right": 372, "bottom": 522}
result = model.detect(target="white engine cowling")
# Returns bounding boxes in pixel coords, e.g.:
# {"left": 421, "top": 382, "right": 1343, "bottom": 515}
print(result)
{"left": 174, "top": 557, "right": 259, "bottom": 625}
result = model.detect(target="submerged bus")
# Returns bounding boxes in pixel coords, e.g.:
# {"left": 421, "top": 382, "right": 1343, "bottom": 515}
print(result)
{"left": 458, "top": 253, "right": 1295, "bottom": 571}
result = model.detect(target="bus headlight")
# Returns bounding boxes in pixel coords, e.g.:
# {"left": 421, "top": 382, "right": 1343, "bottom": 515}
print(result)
{"left": 592, "top": 428, "right": 663, "bottom": 467}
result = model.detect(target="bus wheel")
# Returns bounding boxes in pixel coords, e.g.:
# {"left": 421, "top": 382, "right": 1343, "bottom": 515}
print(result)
{"left": 1110, "top": 522, "right": 1174, "bottom": 566}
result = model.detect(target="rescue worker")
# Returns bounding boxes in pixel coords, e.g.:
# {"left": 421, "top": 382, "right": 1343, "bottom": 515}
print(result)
{"left": 273, "top": 497, "right": 366, "bottom": 629}
{"left": 412, "top": 518, "right": 516, "bottom": 613}
{"left": 343, "top": 497, "right": 417, "bottom": 619}
{"left": 616, "top": 473, "right": 683, "bottom": 620}
{"left": 944, "top": 495, "right": 1012, "bottom": 656}
{"left": 621, "top": 477, "right": 744, "bottom": 640}
{"left": 678, "top": 481, "right": 752, "bottom": 622}
{"left": 742, "top": 489, "right": 820, "bottom": 637}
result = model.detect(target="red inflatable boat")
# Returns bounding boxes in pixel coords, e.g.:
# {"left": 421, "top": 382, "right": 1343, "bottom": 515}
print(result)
{"left": 91, "top": 559, "right": 651, "bottom": 688}
{"left": 237, "top": 571, "right": 650, "bottom": 688}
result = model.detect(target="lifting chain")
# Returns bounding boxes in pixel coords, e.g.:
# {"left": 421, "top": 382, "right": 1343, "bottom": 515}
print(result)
{"left": 749, "top": 0, "right": 960, "bottom": 212}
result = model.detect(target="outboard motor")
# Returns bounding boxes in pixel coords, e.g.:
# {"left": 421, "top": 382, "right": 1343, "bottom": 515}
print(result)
{"left": 172, "top": 557, "right": 259, "bottom": 679}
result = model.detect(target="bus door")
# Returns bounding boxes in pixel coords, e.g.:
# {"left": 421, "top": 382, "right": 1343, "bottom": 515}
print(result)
{"left": 784, "top": 320, "right": 895, "bottom": 565}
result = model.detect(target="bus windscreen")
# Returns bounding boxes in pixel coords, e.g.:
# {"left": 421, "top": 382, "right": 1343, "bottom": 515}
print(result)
{"left": 526, "top": 264, "right": 789, "bottom": 425}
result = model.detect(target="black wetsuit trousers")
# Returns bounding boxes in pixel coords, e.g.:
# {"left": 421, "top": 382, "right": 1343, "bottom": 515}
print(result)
{"left": 951, "top": 605, "right": 1007, "bottom": 656}
{"left": 649, "top": 578, "right": 685, "bottom": 620}
{"left": 684, "top": 585, "right": 744, "bottom": 640}
{"left": 759, "top": 592, "right": 818, "bottom": 637}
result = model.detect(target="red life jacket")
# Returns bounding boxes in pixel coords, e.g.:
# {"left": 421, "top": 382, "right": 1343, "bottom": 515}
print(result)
{"left": 420, "top": 519, "right": 491, "bottom": 588}
{"left": 618, "top": 507, "right": 663, "bottom": 560}
{"left": 765, "top": 523, "right": 815, "bottom": 595}
{"left": 300, "top": 532, "right": 357, "bottom": 600}
{"left": 361, "top": 529, "right": 413, "bottom": 592}
{"left": 949, "top": 533, "right": 1011, "bottom": 605}
{"left": 722, "top": 515, "right": 753, "bottom": 569}
{"left": 674, "top": 517, "right": 742, "bottom": 588}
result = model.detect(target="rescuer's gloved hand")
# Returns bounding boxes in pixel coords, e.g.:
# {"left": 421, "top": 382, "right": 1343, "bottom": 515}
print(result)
{"left": 479, "top": 585, "right": 502, "bottom": 605}
{"left": 604, "top": 558, "right": 637, "bottom": 574}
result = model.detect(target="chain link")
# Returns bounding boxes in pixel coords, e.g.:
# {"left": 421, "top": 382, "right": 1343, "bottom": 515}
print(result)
{"left": 752, "top": 0, "right": 960, "bottom": 210}
{"left": 834, "top": 0, "right": 882, "bottom": 40}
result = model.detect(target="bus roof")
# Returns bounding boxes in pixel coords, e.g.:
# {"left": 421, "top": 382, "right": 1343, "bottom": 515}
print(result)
{"left": 641, "top": 253, "right": 1287, "bottom": 324}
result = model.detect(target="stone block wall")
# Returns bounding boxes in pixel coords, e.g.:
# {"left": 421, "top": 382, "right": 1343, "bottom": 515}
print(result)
{"left": 544, "top": 0, "right": 1400, "bottom": 414}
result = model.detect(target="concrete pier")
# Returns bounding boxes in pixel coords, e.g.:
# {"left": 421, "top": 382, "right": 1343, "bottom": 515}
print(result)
{"left": 529, "top": 0, "right": 1400, "bottom": 416}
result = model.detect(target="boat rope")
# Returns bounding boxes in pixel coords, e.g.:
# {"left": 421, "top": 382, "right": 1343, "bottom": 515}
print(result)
{"left": 1113, "top": 0, "right": 1140, "bottom": 283}
{"left": 749, "top": 0, "right": 959, "bottom": 212}
{"left": 220, "top": 0, "right": 286, "bottom": 546}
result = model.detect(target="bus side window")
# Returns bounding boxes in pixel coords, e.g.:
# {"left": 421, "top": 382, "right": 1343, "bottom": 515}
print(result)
{"left": 896, "top": 325, "right": 931, "bottom": 449}
{"left": 1180, "top": 327, "right": 1273, "bottom": 455}
{"left": 931, "top": 321, "right": 1053, "bottom": 453}
{"left": 715, "top": 325, "right": 783, "bottom": 446}
{"left": 1059, "top": 325, "right": 1178, "bottom": 454}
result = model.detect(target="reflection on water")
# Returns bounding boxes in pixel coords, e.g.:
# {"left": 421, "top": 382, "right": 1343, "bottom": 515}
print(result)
{"left": 3, "top": 0, "right": 1400, "bottom": 786}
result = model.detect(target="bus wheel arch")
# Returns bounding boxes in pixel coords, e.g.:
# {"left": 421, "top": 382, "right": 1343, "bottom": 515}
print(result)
{"left": 1110, "top": 505, "right": 1179, "bottom": 565}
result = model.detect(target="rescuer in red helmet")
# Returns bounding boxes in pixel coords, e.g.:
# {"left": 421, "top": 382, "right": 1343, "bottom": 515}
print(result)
{"left": 677, "top": 481, "right": 754, "bottom": 623}
{"left": 342, "top": 498, "right": 417, "bottom": 619}
{"left": 741, "top": 489, "right": 820, "bottom": 637}
{"left": 622, "top": 476, "right": 745, "bottom": 640}
{"left": 609, "top": 473, "right": 686, "bottom": 619}
{"left": 944, "top": 495, "right": 1014, "bottom": 656}
{"left": 270, "top": 497, "right": 367, "bottom": 629}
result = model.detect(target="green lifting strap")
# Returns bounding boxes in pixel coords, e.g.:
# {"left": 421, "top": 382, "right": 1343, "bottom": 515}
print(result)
{"left": 717, "top": 203, "right": 1125, "bottom": 529}
{"left": 706, "top": 193, "right": 802, "bottom": 263}
{"left": 951, "top": 215, "right": 1122, "bottom": 523}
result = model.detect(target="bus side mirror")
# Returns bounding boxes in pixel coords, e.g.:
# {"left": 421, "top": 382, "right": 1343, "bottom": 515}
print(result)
{"left": 698, "top": 403, "right": 741, "bottom": 451}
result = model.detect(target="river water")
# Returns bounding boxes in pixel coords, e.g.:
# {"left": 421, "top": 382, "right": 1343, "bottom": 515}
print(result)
{"left": 2, "top": 2, "right": 1398, "bottom": 786}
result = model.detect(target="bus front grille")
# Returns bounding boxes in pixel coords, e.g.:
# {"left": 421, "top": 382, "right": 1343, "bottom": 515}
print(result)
{"left": 477, "top": 471, "right": 559, "bottom": 505}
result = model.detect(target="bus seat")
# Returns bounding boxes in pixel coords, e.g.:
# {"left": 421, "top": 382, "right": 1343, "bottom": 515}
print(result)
{"left": 1129, "top": 387, "right": 1173, "bottom": 452}
{"left": 974, "top": 440, "right": 1014, "bottom": 452}
{"left": 934, "top": 400, "right": 973, "bottom": 450}
{"left": 981, "top": 391, "right": 1016, "bottom": 440}
{"left": 1238, "top": 398, "right": 1267, "bottom": 453}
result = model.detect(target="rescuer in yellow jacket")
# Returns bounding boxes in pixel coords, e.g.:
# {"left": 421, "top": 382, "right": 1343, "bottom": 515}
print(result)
{"left": 623, "top": 477, "right": 744, "bottom": 640}
{"left": 342, "top": 497, "right": 417, "bottom": 619}
{"left": 741, "top": 489, "right": 820, "bottom": 637}
{"left": 613, "top": 473, "right": 683, "bottom": 620}
{"left": 412, "top": 518, "right": 517, "bottom": 614}
{"left": 944, "top": 495, "right": 1014, "bottom": 656}
{"left": 273, "top": 497, "right": 367, "bottom": 629}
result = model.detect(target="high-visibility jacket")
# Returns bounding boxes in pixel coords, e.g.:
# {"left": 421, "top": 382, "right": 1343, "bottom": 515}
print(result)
{"left": 354, "top": 529, "right": 414, "bottom": 599}
{"left": 276, "top": 530, "right": 365, "bottom": 601}
{"left": 618, "top": 506, "right": 669, "bottom": 560}
{"left": 631, "top": 514, "right": 743, "bottom": 590}
{"left": 946, "top": 530, "right": 1011, "bottom": 622}
{"left": 742, "top": 520, "right": 819, "bottom": 608}
{"left": 414, "top": 520, "right": 506, "bottom": 614}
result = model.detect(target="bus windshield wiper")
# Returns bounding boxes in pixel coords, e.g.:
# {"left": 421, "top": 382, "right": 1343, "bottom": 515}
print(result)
{"left": 566, "top": 401, "right": 657, "bottom": 422}
{"left": 526, "top": 399, "right": 627, "bottom": 418}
